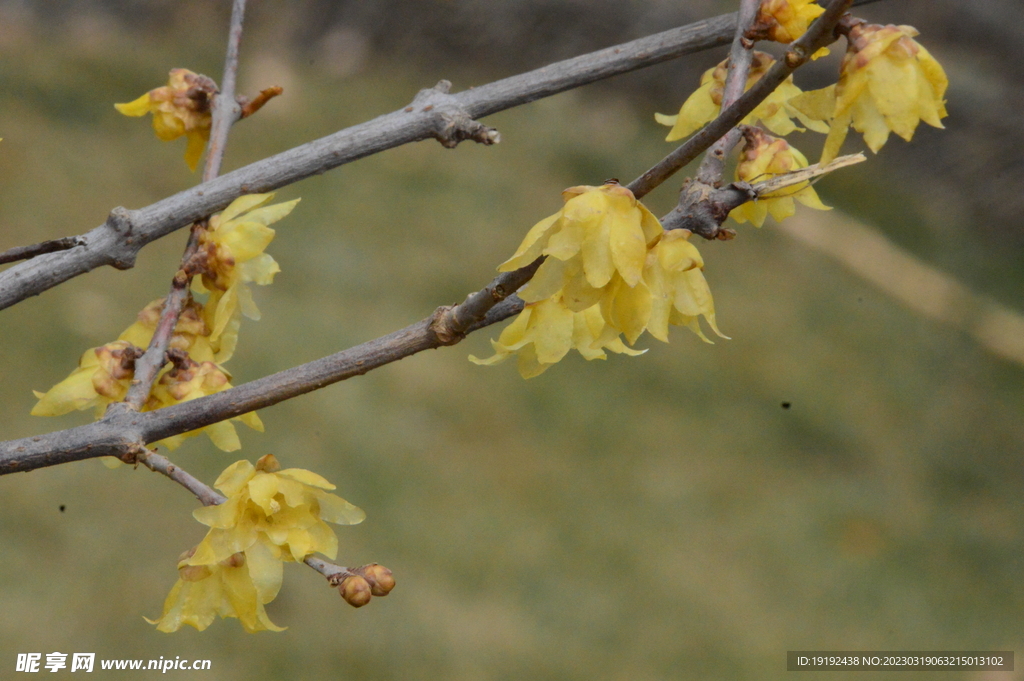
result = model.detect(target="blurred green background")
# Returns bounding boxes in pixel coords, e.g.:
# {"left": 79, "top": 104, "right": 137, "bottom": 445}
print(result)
{"left": 1, "top": 1, "right": 1022, "bottom": 679}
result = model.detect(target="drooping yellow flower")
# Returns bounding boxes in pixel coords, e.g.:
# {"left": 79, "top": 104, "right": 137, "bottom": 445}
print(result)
{"left": 115, "top": 68, "right": 216, "bottom": 171}
{"left": 189, "top": 455, "right": 366, "bottom": 564}
{"left": 193, "top": 193, "right": 298, "bottom": 349}
{"left": 470, "top": 296, "right": 646, "bottom": 379}
{"left": 643, "top": 230, "right": 726, "bottom": 343}
{"left": 117, "top": 297, "right": 223, "bottom": 365}
{"left": 729, "top": 129, "right": 830, "bottom": 227}
{"left": 148, "top": 544, "right": 284, "bottom": 633}
{"left": 151, "top": 455, "right": 365, "bottom": 633}
{"left": 31, "top": 341, "right": 143, "bottom": 417}
{"left": 148, "top": 357, "right": 263, "bottom": 452}
{"left": 795, "top": 23, "right": 948, "bottom": 163}
{"left": 756, "top": 0, "right": 828, "bottom": 51}
{"left": 501, "top": 183, "right": 663, "bottom": 301}
{"left": 655, "top": 52, "right": 830, "bottom": 141}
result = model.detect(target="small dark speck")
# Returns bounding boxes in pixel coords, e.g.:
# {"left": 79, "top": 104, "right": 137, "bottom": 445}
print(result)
{"left": 59, "top": 505, "right": 66, "bottom": 512}
{"left": 857, "top": 297, "right": 863, "bottom": 302}
{"left": 781, "top": 402, "right": 791, "bottom": 409}
{"left": 309, "top": 59, "right": 315, "bottom": 65}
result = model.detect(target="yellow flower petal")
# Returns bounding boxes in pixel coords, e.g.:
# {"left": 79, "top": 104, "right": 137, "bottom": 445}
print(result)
{"left": 114, "top": 92, "right": 153, "bottom": 117}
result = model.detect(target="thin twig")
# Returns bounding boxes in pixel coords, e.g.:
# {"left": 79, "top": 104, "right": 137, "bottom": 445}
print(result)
{"left": 122, "top": 0, "right": 247, "bottom": 412}
{"left": 134, "top": 447, "right": 227, "bottom": 506}
{"left": 204, "top": 0, "right": 246, "bottom": 183}
{"left": 240, "top": 86, "right": 283, "bottom": 118}
{"left": 695, "top": 0, "right": 761, "bottom": 186}
{"left": 0, "top": 236, "right": 85, "bottom": 266}
{"left": 304, "top": 556, "right": 352, "bottom": 582}
{"left": 628, "top": 0, "right": 855, "bottom": 200}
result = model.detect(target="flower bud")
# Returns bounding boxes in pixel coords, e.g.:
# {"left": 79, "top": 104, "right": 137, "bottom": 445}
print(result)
{"left": 255, "top": 454, "right": 281, "bottom": 473}
{"left": 339, "top": 575, "right": 372, "bottom": 608}
{"left": 360, "top": 564, "right": 396, "bottom": 597}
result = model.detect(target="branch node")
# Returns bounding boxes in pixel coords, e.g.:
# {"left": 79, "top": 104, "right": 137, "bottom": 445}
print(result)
{"left": 429, "top": 305, "right": 466, "bottom": 346}
{"left": 411, "top": 81, "right": 501, "bottom": 149}
{"left": 103, "top": 207, "right": 141, "bottom": 270}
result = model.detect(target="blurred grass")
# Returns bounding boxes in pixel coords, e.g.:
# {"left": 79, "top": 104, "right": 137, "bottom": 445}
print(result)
{"left": 1, "top": 7, "right": 1023, "bottom": 681}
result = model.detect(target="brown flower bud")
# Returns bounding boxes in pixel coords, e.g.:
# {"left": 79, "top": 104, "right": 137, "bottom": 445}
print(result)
{"left": 360, "top": 564, "right": 395, "bottom": 597}
{"left": 339, "top": 575, "right": 372, "bottom": 608}
{"left": 255, "top": 454, "right": 281, "bottom": 473}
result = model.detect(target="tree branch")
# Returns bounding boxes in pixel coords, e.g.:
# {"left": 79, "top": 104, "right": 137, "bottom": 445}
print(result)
{"left": 0, "top": 236, "right": 86, "bottom": 266}
{"left": 0, "top": 12, "right": 743, "bottom": 311}
{"left": 0, "top": 261, "right": 527, "bottom": 474}
{"left": 123, "top": 0, "right": 247, "bottom": 411}
{"left": 134, "top": 447, "right": 227, "bottom": 506}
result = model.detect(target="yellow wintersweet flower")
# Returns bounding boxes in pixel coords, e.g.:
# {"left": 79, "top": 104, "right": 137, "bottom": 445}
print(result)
{"left": 193, "top": 193, "right": 299, "bottom": 350}
{"left": 470, "top": 296, "right": 645, "bottom": 379}
{"left": 148, "top": 544, "right": 284, "bottom": 633}
{"left": 115, "top": 68, "right": 216, "bottom": 171}
{"left": 729, "top": 129, "right": 830, "bottom": 227}
{"left": 796, "top": 23, "right": 948, "bottom": 163}
{"left": 643, "top": 230, "right": 727, "bottom": 343}
{"left": 756, "top": 0, "right": 828, "bottom": 56}
{"left": 31, "top": 341, "right": 143, "bottom": 417}
{"left": 189, "top": 455, "right": 366, "bottom": 564}
{"left": 655, "top": 52, "right": 829, "bottom": 141}
{"left": 149, "top": 357, "right": 263, "bottom": 452}
{"left": 500, "top": 183, "right": 662, "bottom": 310}
{"left": 150, "top": 455, "right": 365, "bottom": 632}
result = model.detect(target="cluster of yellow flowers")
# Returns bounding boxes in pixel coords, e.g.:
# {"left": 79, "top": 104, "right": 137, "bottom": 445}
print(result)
{"left": 148, "top": 455, "right": 366, "bottom": 632}
{"left": 655, "top": 51, "right": 830, "bottom": 142}
{"left": 657, "top": 3, "right": 947, "bottom": 226}
{"left": 471, "top": 183, "right": 725, "bottom": 378}
{"left": 31, "top": 193, "right": 296, "bottom": 452}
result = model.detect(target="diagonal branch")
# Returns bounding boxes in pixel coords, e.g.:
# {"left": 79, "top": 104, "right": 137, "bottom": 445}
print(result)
{"left": 0, "top": 262, "right": 529, "bottom": 474}
{"left": 0, "top": 12, "right": 743, "bottom": 312}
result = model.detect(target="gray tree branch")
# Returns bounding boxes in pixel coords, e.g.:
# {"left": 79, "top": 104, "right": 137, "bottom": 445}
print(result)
{"left": 0, "top": 12, "right": 743, "bottom": 311}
